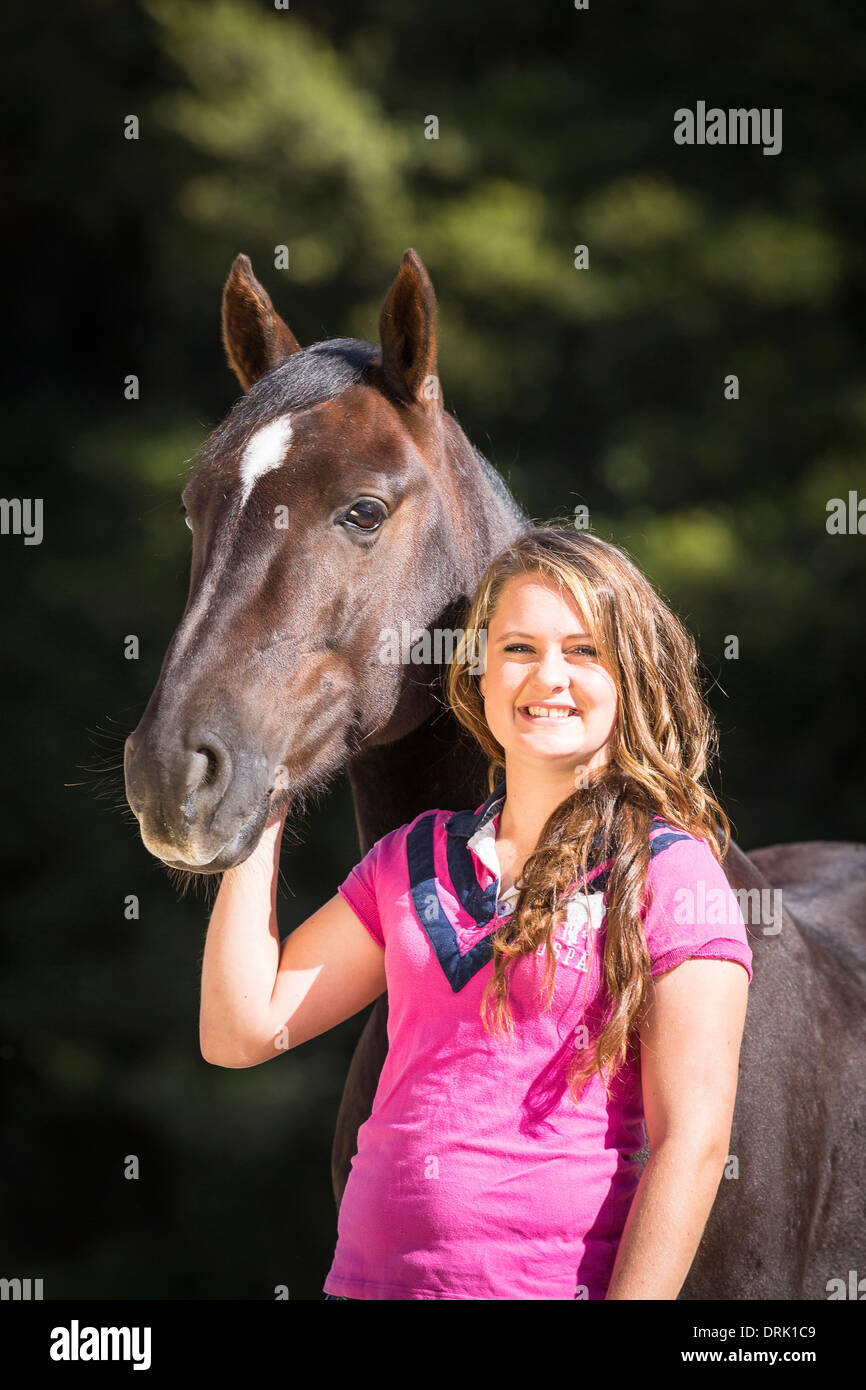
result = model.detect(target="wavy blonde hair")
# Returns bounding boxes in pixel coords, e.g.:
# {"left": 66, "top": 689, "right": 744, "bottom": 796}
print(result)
{"left": 446, "top": 523, "right": 731, "bottom": 1104}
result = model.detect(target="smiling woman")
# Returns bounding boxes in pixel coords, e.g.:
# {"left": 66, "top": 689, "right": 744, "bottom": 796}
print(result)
{"left": 306, "top": 526, "right": 751, "bottom": 1299}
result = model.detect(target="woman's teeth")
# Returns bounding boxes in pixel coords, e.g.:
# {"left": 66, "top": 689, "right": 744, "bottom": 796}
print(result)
{"left": 522, "top": 706, "right": 578, "bottom": 718}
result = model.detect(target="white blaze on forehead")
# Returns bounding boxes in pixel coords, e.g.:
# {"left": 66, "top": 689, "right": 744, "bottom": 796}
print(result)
{"left": 238, "top": 415, "right": 293, "bottom": 508}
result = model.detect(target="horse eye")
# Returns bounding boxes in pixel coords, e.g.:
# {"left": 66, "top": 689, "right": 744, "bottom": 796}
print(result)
{"left": 177, "top": 503, "right": 193, "bottom": 532}
{"left": 344, "top": 499, "right": 386, "bottom": 531}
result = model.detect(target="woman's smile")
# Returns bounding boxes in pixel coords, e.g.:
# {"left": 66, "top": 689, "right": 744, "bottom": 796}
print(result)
{"left": 519, "top": 704, "right": 581, "bottom": 721}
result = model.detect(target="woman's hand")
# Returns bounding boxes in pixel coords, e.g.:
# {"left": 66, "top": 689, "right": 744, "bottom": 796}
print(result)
{"left": 263, "top": 794, "right": 289, "bottom": 834}
{"left": 261, "top": 766, "right": 290, "bottom": 837}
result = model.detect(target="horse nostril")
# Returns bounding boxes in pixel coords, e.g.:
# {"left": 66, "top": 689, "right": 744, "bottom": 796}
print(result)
{"left": 196, "top": 746, "right": 220, "bottom": 789}
{"left": 181, "top": 733, "right": 233, "bottom": 825}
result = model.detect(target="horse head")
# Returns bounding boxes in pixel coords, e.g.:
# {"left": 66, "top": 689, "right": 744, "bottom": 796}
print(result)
{"left": 124, "top": 249, "right": 522, "bottom": 872}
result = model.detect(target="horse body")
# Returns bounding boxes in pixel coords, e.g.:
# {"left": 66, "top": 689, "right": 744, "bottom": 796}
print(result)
{"left": 125, "top": 249, "right": 866, "bottom": 1299}
{"left": 687, "top": 838, "right": 866, "bottom": 1300}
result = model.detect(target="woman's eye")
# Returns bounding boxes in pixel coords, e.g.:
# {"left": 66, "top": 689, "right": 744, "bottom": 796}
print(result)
{"left": 503, "top": 644, "right": 597, "bottom": 657}
{"left": 343, "top": 499, "right": 386, "bottom": 531}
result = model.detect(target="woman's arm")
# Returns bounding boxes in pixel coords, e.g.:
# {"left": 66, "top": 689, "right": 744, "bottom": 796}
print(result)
{"left": 604, "top": 957, "right": 749, "bottom": 1300}
{"left": 199, "top": 805, "right": 388, "bottom": 1068}
{"left": 198, "top": 807, "right": 288, "bottom": 1067}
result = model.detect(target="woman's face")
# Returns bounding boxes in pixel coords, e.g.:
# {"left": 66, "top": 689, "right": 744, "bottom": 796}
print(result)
{"left": 478, "top": 574, "right": 619, "bottom": 777}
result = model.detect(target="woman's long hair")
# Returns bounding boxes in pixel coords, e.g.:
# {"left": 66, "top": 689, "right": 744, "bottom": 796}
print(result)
{"left": 446, "top": 524, "right": 731, "bottom": 1104}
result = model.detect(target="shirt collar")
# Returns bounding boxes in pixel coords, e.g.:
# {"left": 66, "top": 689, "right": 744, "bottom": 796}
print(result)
{"left": 445, "top": 778, "right": 507, "bottom": 842}
{"left": 467, "top": 812, "right": 522, "bottom": 904}
{"left": 446, "top": 776, "right": 610, "bottom": 904}
{"left": 447, "top": 779, "right": 522, "bottom": 908}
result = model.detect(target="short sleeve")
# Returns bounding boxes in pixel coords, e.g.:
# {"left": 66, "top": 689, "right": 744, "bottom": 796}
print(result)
{"left": 337, "top": 828, "right": 401, "bottom": 950}
{"left": 642, "top": 834, "right": 754, "bottom": 983}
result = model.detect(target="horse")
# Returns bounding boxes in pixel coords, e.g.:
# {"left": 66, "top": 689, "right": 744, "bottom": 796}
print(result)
{"left": 124, "top": 248, "right": 866, "bottom": 1300}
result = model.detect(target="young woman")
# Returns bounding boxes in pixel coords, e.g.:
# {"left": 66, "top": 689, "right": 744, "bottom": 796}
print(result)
{"left": 199, "top": 526, "right": 752, "bottom": 1300}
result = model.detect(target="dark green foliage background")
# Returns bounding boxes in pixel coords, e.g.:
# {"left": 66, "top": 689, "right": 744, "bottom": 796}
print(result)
{"left": 0, "top": 0, "right": 863, "bottom": 1297}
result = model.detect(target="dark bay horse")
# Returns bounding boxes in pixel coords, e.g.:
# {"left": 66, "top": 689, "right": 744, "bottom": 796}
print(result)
{"left": 124, "top": 248, "right": 866, "bottom": 1300}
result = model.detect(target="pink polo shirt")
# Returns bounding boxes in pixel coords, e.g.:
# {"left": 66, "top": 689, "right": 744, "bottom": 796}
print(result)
{"left": 323, "top": 783, "right": 753, "bottom": 1300}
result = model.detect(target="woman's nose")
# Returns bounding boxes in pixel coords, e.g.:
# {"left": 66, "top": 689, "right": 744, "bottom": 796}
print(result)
{"left": 534, "top": 647, "right": 571, "bottom": 685}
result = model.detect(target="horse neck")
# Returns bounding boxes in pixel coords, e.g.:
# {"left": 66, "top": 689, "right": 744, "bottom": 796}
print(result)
{"left": 347, "top": 417, "right": 528, "bottom": 848}
{"left": 347, "top": 707, "right": 490, "bottom": 853}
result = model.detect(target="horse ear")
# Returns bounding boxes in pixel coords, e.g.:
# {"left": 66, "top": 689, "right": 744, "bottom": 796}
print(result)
{"left": 378, "top": 249, "right": 441, "bottom": 409}
{"left": 221, "top": 254, "right": 302, "bottom": 392}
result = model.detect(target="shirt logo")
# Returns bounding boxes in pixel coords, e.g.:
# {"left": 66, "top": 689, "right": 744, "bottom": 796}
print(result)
{"left": 536, "top": 895, "right": 605, "bottom": 973}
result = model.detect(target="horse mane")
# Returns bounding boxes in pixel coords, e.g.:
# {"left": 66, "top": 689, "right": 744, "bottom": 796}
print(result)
{"left": 472, "top": 445, "right": 531, "bottom": 531}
